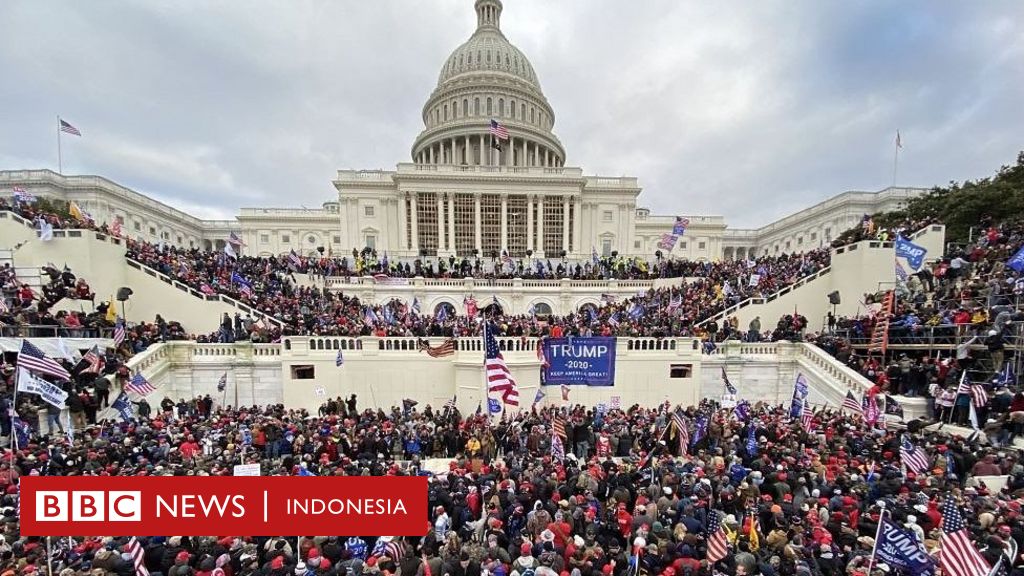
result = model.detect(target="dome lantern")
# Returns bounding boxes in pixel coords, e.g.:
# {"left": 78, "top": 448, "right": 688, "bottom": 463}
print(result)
{"left": 475, "top": 0, "right": 502, "bottom": 31}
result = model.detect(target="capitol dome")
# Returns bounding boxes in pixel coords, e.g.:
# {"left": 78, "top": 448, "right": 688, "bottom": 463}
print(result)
{"left": 411, "top": 0, "right": 566, "bottom": 169}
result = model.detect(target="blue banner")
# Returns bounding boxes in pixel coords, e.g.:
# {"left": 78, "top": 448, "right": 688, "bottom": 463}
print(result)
{"left": 1008, "top": 245, "right": 1024, "bottom": 273}
{"left": 874, "top": 516, "right": 935, "bottom": 576}
{"left": 894, "top": 236, "right": 927, "bottom": 271}
{"left": 542, "top": 337, "right": 616, "bottom": 386}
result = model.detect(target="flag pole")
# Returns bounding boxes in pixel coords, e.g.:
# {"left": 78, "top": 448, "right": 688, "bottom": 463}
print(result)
{"left": 892, "top": 131, "right": 900, "bottom": 187}
{"left": 864, "top": 503, "right": 887, "bottom": 575}
{"left": 10, "top": 368, "right": 20, "bottom": 454}
{"left": 56, "top": 116, "right": 63, "bottom": 175}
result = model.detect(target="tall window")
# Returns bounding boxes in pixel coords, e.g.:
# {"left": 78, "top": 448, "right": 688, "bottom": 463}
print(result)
{"left": 507, "top": 195, "right": 527, "bottom": 257}
{"left": 405, "top": 197, "right": 413, "bottom": 250}
{"left": 475, "top": 98, "right": 480, "bottom": 115}
{"left": 498, "top": 98, "right": 504, "bottom": 117}
{"left": 543, "top": 196, "right": 564, "bottom": 255}
{"left": 454, "top": 194, "right": 476, "bottom": 256}
{"left": 463, "top": 99, "right": 468, "bottom": 116}
{"left": 486, "top": 98, "right": 492, "bottom": 115}
{"left": 567, "top": 200, "right": 575, "bottom": 252}
{"left": 417, "top": 192, "right": 439, "bottom": 255}
{"left": 480, "top": 194, "right": 501, "bottom": 257}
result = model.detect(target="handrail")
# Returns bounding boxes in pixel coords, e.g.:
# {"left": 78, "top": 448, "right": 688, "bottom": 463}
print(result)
{"left": 696, "top": 265, "right": 832, "bottom": 328}
{"left": 0, "top": 211, "right": 285, "bottom": 328}
{"left": 0, "top": 324, "right": 115, "bottom": 339}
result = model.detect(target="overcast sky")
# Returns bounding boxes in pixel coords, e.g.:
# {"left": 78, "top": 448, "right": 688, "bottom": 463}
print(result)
{"left": 2, "top": 1, "right": 1022, "bottom": 228}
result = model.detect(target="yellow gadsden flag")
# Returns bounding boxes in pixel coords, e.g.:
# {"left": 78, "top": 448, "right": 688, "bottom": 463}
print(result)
{"left": 69, "top": 201, "right": 88, "bottom": 222}
{"left": 105, "top": 298, "right": 117, "bottom": 323}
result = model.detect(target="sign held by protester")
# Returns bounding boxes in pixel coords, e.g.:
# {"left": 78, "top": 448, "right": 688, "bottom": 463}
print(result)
{"left": 542, "top": 337, "right": 616, "bottom": 386}
{"left": 233, "top": 464, "right": 261, "bottom": 477}
{"left": 17, "top": 369, "right": 68, "bottom": 408}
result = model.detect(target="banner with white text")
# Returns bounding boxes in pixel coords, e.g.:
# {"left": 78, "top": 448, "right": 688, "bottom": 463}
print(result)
{"left": 542, "top": 337, "right": 616, "bottom": 386}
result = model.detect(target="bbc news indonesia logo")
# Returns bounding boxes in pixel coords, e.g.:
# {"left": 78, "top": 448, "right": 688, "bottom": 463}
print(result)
{"left": 21, "top": 476, "right": 427, "bottom": 536}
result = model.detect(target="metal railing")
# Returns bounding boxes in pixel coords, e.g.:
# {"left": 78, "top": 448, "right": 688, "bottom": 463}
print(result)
{"left": 0, "top": 324, "right": 114, "bottom": 339}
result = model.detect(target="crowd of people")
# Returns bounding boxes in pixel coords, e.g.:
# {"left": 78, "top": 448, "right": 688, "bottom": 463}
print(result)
{"left": 2, "top": 392, "right": 1023, "bottom": 576}
{"left": 2, "top": 198, "right": 837, "bottom": 341}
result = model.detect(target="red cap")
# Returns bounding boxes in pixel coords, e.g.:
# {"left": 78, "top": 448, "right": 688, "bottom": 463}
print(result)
{"left": 271, "top": 557, "right": 285, "bottom": 570}
{"left": 521, "top": 543, "right": 533, "bottom": 556}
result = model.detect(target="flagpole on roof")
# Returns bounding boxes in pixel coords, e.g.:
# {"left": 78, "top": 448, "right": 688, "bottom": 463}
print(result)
{"left": 56, "top": 115, "right": 63, "bottom": 175}
{"left": 892, "top": 130, "right": 902, "bottom": 187}
{"left": 864, "top": 502, "right": 887, "bottom": 576}
{"left": 10, "top": 366, "right": 20, "bottom": 453}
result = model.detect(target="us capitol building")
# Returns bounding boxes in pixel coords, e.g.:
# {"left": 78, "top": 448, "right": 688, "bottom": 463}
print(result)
{"left": 1, "top": 0, "right": 925, "bottom": 263}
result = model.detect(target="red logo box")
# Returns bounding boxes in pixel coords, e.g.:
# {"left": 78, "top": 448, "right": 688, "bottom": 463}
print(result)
{"left": 21, "top": 476, "right": 427, "bottom": 536}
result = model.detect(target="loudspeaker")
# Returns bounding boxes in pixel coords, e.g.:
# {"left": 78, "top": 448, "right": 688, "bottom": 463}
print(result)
{"left": 116, "top": 287, "right": 134, "bottom": 301}
{"left": 827, "top": 291, "right": 841, "bottom": 305}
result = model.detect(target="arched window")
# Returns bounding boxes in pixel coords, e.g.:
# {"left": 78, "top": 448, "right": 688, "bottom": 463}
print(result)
{"left": 498, "top": 98, "right": 504, "bottom": 117}
{"left": 474, "top": 98, "right": 480, "bottom": 115}
{"left": 530, "top": 107, "right": 535, "bottom": 123}
{"left": 443, "top": 104, "right": 448, "bottom": 121}
{"left": 532, "top": 302, "right": 553, "bottom": 317}
{"left": 486, "top": 98, "right": 492, "bottom": 115}
{"left": 510, "top": 100, "right": 516, "bottom": 119}
{"left": 463, "top": 99, "right": 468, "bottom": 116}
{"left": 521, "top": 103, "right": 526, "bottom": 119}
{"left": 434, "top": 302, "right": 456, "bottom": 319}
{"left": 452, "top": 100, "right": 458, "bottom": 118}
{"left": 486, "top": 50, "right": 491, "bottom": 63}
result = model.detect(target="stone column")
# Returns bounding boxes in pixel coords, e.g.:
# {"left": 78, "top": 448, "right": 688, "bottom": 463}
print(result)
{"left": 398, "top": 195, "right": 408, "bottom": 253}
{"left": 474, "top": 193, "right": 482, "bottom": 255}
{"left": 436, "top": 193, "right": 446, "bottom": 253}
{"left": 526, "top": 196, "right": 534, "bottom": 252}
{"left": 507, "top": 136, "right": 513, "bottom": 166}
{"left": 536, "top": 196, "right": 545, "bottom": 256}
{"left": 573, "top": 195, "right": 582, "bottom": 256}
{"left": 521, "top": 139, "right": 527, "bottom": 168}
{"left": 500, "top": 195, "right": 508, "bottom": 255}
{"left": 479, "top": 135, "right": 485, "bottom": 166}
{"left": 448, "top": 192, "right": 456, "bottom": 255}
{"left": 464, "top": 135, "right": 470, "bottom": 165}
{"left": 533, "top": 143, "right": 539, "bottom": 167}
{"left": 545, "top": 149, "right": 551, "bottom": 168}
{"left": 428, "top": 145, "right": 435, "bottom": 164}
{"left": 410, "top": 194, "right": 419, "bottom": 253}
{"left": 562, "top": 196, "right": 570, "bottom": 253}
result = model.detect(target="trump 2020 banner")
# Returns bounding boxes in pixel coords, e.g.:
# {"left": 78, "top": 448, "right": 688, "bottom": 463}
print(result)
{"left": 542, "top": 337, "right": 616, "bottom": 386}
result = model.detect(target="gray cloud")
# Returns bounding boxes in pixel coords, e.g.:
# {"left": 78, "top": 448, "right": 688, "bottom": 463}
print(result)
{"left": 1, "top": 0, "right": 1021, "bottom": 227}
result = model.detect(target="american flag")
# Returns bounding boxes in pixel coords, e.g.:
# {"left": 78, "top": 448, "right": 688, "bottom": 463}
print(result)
{"left": 288, "top": 249, "right": 302, "bottom": 267}
{"left": 721, "top": 367, "right": 737, "bottom": 395}
{"left": 127, "top": 537, "right": 150, "bottom": 576}
{"left": 672, "top": 408, "right": 689, "bottom": 455}
{"left": 418, "top": 338, "right": 455, "bottom": 358}
{"left": 228, "top": 231, "right": 246, "bottom": 246}
{"left": 113, "top": 319, "right": 126, "bottom": 347}
{"left": 705, "top": 510, "right": 729, "bottom": 563}
{"left": 489, "top": 119, "right": 509, "bottom": 140}
{"left": 552, "top": 414, "right": 567, "bottom": 439}
{"left": 842, "top": 390, "right": 863, "bottom": 414}
{"left": 955, "top": 370, "right": 971, "bottom": 397}
{"left": 59, "top": 118, "right": 82, "bottom": 136}
{"left": 217, "top": 372, "right": 227, "bottom": 392}
{"left": 969, "top": 384, "right": 988, "bottom": 408}
{"left": 445, "top": 395, "right": 457, "bottom": 410}
{"left": 111, "top": 219, "right": 123, "bottom": 237}
{"left": 125, "top": 373, "right": 157, "bottom": 397}
{"left": 801, "top": 409, "right": 815, "bottom": 432}
{"left": 484, "top": 322, "right": 519, "bottom": 406}
{"left": 939, "top": 498, "right": 989, "bottom": 576}
{"left": 900, "top": 434, "right": 930, "bottom": 473}
{"left": 77, "top": 345, "right": 104, "bottom": 375}
{"left": 17, "top": 339, "right": 71, "bottom": 381}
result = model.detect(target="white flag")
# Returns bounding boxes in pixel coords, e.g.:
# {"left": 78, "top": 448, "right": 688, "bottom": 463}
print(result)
{"left": 17, "top": 368, "right": 69, "bottom": 408}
